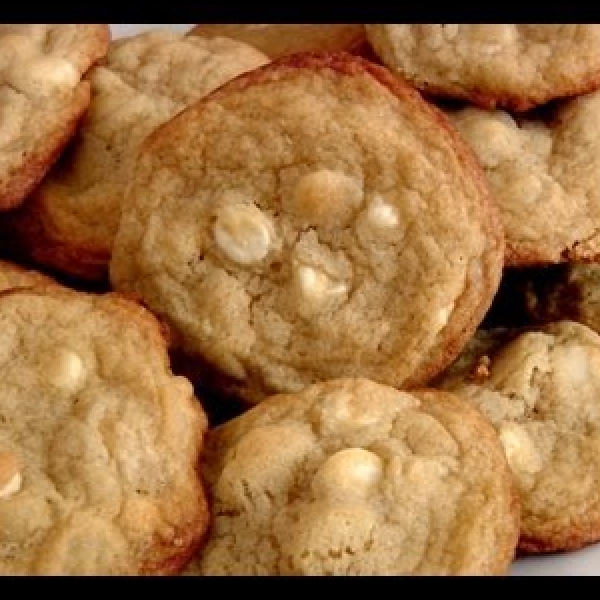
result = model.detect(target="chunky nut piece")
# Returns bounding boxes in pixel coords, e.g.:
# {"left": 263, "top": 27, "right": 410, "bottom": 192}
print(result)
{"left": 286, "top": 169, "right": 363, "bottom": 227}
{"left": 0, "top": 452, "right": 22, "bottom": 499}
{"left": 213, "top": 203, "right": 274, "bottom": 265}
{"left": 365, "top": 194, "right": 399, "bottom": 228}
{"left": 498, "top": 422, "right": 542, "bottom": 475}
{"left": 312, "top": 448, "right": 383, "bottom": 502}
{"left": 46, "top": 349, "right": 85, "bottom": 391}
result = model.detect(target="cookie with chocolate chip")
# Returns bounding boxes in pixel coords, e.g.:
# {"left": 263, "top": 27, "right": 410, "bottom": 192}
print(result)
{"left": 438, "top": 320, "right": 600, "bottom": 554}
{"left": 0, "top": 24, "right": 109, "bottom": 210}
{"left": 366, "top": 25, "right": 600, "bottom": 112}
{"left": 109, "top": 52, "right": 504, "bottom": 404}
{"left": 184, "top": 378, "right": 520, "bottom": 575}
{"left": 0, "top": 286, "right": 209, "bottom": 574}
{"left": 1, "top": 28, "right": 268, "bottom": 281}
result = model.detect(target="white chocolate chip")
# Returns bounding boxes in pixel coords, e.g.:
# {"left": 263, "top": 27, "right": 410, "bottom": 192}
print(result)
{"left": 295, "top": 265, "right": 347, "bottom": 301}
{"left": 287, "top": 169, "right": 363, "bottom": 226}
{"left": 318, "top": 390, "right": 388, "bottom": 432}
{"left": 7, "top": 56, "right": 79, "bottom": 95}
{"left": 498, "top": 422, "right": 543, "bottom": 475}
{"left": 0, "top": 452, "right": 21, "bottom": 499}
{"left": 470, "top": 117, "right": 520, "bottom": 168}
{"left": 213, "top": 203, "right": 273, "bottom": 265}
{"left": 46, "top": 349, "right": 85, "bottom": 392}
{"left": 366, "top": 194, "right": 399, "bottom": 228}
{"left": 432, "top": 303, "right": 454, "bottom": 332}
{"left": 312, "top": 448, "right": 383, "bottom": 502}
{"left": 553, "top": 344, "right": 589, "bottom": 386}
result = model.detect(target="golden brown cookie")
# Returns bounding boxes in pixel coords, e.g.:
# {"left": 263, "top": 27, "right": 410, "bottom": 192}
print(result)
{"left": 183, "top": 378, "right": 520, "bottom": 575}
{"left": 1, "top": 28, "right": 269, "bottom": 282}
{"left": 0, "top": 24, "right": 109, "bottom": 210}
{"left": 446, "top": 93, "right": 600, "bottom": 266}
{"left": 0, "top": 286, "right": 209, "bottom": 574}
{"left": 188, "top": 24, "right": 368, "bottom": 59}
{"left": 438, "top": 320, "right": 600, "bottom": 554}
{"left": 109, "top": 52, "right": 505, "bottom": 405}
{"left": 366, "top": 25, "right": 600, "bottom": 112}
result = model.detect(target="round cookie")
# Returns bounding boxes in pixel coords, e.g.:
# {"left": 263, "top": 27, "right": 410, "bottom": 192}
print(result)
{"left": 365, "top": 25, "right": 600, "bottom": 112}
{"left": 0, "top": 259, "right": 56, "bottom": 292}
{"left": 188, "top": 24, "right": 368, "bottom": 59}
{"left": 183, "top": 378, "right": 520, "bottom": 575}
{"left": 2, "top": 28, "right": 269, "bottom": 282}
{"left": 446, "top": 94, "right": 600, "bottom": 266}
{"left": 0, "top": 24, "right": 109, "bottom": 210}
{"left": 437, "top": 320, "right": 600, "bottom": 554}
{"left": 0, "top": 286, "right": 209, "bottom": 575}
{"left": 109, "top": 52, "right": 505, "bottom": 404}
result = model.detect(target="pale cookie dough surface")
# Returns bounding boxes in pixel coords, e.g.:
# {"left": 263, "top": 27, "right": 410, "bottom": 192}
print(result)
{"left": 188, "top": 24, "right": 368, "bottom": 59}
{"left": 110, "top": 52, "right": 504, "bottom": 404}
{"left": 438, "top": 320, "right": 600, "bottom": 553}
{"left": 447, "top": 95, "right": 600, "bottom": 266}
{"left": 365, "top": 25, "right": 600, "bottom": 112}
{"left": 0, "top": 287, "right": 209, "bottom": 575}
{"left": 0, "top": 24, "right": 109, "bottom": 210}
{"left": 4, "top": 28, "right": 269, "bottom": 281}
{"left": 184, "top": 378, "right": 520, "bottom": 575}
{"left": 0, "top": 259, "right": 55, "bottom": 292}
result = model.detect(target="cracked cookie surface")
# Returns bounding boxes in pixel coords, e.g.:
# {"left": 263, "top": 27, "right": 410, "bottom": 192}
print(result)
{"left": 109, "top": 52, "right": 504, "bottom": 404}
{"left": 0, "top": 286, "right": 209, "bottom": 574}
{"left": 0, "top": 24, "right": 109, "bottom": 210}
{"left": 447, "top": 94, "right": 600, "bottom": 266}
{"left": 184, "top": 378, "right": 519, "bottom": 575}
{"left": 2, "top": 28, "right": 268, "bottom": 281}
{"left": 366, "top": 25, "right": 600, "bottom": 112}
{"left": 438, "top": 320, "right": 600, "bottom": 553}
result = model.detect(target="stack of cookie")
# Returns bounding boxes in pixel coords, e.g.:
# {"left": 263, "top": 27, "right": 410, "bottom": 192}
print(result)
{"left": 1, "top": 23, "right": 599, "bottom": 575}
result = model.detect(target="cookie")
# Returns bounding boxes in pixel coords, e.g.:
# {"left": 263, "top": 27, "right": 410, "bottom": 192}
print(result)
{"left": 183, "top": 378, "right": 520, "bottom": 575}
{"left": 1, "top": 28, "right": 269, "bottom": 282}
{"left": 188, "top": 24, "right": 368, "bottom": 59}
{"left": 0, "top": 24, "right": 109, "bottom": 210}
{"left": 0, "top": 258, "right": 55, "bottom": 292}
{"left": 109, "top": 52, "right": 505, "bottom": 405}
{"left": 446, "top": 94, "right": 600, "bottom": 266}
{"left": 365, "top": 25, "right": 600, "bottom": 112}
{"left": 0, "top": 286, "right": 209, "bottom": 574}
{"left": 437, "top": 320, "right": 600, "bottom": 553}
